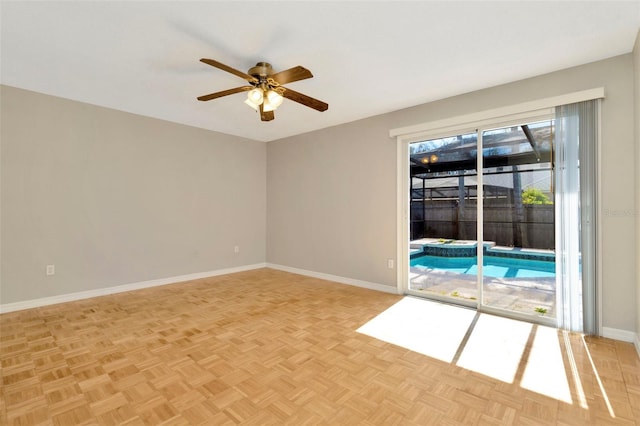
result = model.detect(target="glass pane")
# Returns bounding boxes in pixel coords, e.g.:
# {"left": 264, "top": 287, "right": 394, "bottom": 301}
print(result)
{"left": 481, "top": 121, "right": 556, "bottom": 318}
{"left": 409, "top": 133, "right": 478, "bottom": 302}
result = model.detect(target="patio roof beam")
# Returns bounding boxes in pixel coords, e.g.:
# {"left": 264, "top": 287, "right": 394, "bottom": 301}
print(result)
{"left": 521, "top": 125, "right": 541, "bottom": 161}
{"left": 410, "top": 151, "right": 550, "bottom": 177}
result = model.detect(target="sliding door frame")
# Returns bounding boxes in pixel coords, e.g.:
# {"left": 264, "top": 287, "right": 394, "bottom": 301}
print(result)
{"left": 393, "top": 89, "right": 604, "bottom": 330}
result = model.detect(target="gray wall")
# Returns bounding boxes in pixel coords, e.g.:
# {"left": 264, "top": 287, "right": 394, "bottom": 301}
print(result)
{"left": 1, "top": 85, "right": 266, "bottom": 304}
{"left": 267, "top": 54, "right": 637, "bottom": 333}
{"left": 267, "top": 117, "right": 398, "bottom": 286}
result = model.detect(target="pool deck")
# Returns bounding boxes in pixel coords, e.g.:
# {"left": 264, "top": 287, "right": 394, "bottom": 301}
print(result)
{"left": 409, "top": 268, "right": 556, "bottom": 316}
{"left": 409, "top": 239, "right": 556, "bottom": 317}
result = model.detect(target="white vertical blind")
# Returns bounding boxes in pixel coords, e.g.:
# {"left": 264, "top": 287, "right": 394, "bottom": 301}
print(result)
{"left": 555, "top": 100, "right": 599, "bottom": 334}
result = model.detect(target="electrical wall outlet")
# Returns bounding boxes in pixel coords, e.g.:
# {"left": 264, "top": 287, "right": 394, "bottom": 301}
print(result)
{"left": 387, "top": 259, "right": 395, "bottom": 269}
{"left": 234, "top": 246, "right": 240, "bottom": 254}
{"left": 46, "top": 265, "right": 55, "bottom": 276}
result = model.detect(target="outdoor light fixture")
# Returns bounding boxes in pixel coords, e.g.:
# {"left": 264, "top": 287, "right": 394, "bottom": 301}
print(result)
{"left": 421, "top": 154, "right": 439, "bottom": 165}
{"left": 244, "top": 87, "right": 284, "bottom": 112}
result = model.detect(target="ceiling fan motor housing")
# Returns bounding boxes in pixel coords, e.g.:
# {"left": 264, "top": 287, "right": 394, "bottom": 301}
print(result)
{"left": 248, "top": 62, "right": 274, "bottom": 79}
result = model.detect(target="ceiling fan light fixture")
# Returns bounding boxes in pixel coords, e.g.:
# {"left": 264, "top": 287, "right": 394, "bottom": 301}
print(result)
{"left": 266, "top": 90, "right": 284, "bottom": 108}
{"left": 244, "top": 98, "right": 260, "bottom": 111}
{"left": 247, "top": 88, "right": 263, "bottom": 105}
{"left": 262, "top": 97, "right": 276, "bottom": 112}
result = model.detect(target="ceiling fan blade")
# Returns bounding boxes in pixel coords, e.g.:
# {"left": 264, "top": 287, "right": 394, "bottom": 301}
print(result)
{"left": 271, "top": 66, "right": 313, "bottom": 85}
{"left": 281, "top": 87, "right": 328, "bottom": 112}
{"left": 200, "top": 58, "right": 258, "bottom": 83}
{"left": 197, "top": 86, "right": 253, "bottom": 101}
{"left": 260, "top": 103, "right": 275, "bottom": 121}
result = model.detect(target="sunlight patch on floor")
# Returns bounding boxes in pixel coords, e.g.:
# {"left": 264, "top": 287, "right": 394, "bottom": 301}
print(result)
{"left": 583, "top": 335, "right": 616, "bottom": 417}
{"left": 520, "top": 325, "right": 572, "bottom": 403}
{"left": 357, "top": 296, "right": 575, "bottom": 405}
{"left": 456, "top": 313, "right": 531, "bottom": 383}
{"left": 356, "top": 296, "right": 476, "bottom": 362}
{"left": 563, "top": 331, "right": 588, "bottom": 409}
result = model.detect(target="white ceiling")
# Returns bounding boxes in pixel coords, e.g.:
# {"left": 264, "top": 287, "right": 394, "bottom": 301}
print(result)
{"left": 2, "top": 1, "right": 639, "bottom": 142}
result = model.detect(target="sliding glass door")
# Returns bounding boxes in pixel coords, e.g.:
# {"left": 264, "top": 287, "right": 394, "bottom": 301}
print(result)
{"left": 409, "top": 133, "right": 478, "bottom": 306}
{"left": 408, "top": 118, "right": 559, "bottom": 323}
{"left": 402, "top": 98, "right": 599, "bottom": 331}
{"left": 480, "top": 121, "right": 556, "bottom": 319}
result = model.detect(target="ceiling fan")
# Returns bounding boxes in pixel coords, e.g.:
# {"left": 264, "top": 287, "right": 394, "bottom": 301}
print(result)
{"left": 197, "top": 58, "right": 329, "bottom": 122}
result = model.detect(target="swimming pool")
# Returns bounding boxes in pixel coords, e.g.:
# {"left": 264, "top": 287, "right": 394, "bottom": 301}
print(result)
{"left": 410, "top": 255, "right": 555, "bottom": 278}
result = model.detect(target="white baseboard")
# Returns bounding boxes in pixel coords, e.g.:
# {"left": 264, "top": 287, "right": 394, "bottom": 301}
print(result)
{"left": 601, "top": 326, "right": 637, "bottom": 343}
{"left": 266, "top": 263, "right": 400, "bottom": 295}
{"left": 0, "top": 263, "right": 267, "bottom": 314}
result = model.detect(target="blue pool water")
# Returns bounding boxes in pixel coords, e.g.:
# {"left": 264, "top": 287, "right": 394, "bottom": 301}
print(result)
{"left": 410, "top": 255, "right": 555, "bottom": 278}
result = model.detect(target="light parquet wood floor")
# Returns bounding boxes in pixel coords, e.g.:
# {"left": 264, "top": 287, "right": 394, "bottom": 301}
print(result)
{"left": 1, "top": 268, "right": 638, "bottom": 425}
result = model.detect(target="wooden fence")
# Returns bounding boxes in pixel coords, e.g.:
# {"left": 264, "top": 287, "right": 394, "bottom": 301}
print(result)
{"left": 410, "top": 200, "right": 554, "bottom": 249}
